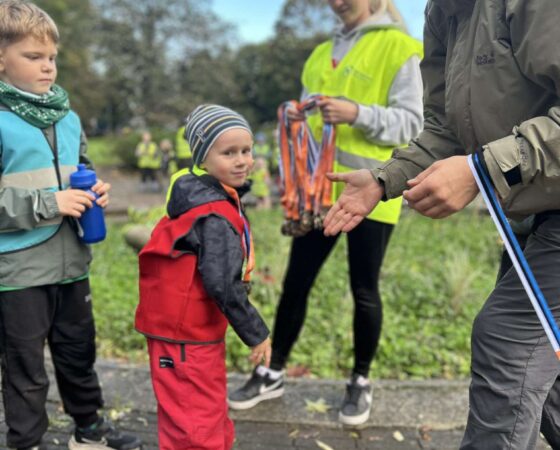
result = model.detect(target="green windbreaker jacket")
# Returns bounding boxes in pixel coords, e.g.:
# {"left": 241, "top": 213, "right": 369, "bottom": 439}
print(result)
{"left": 374, "top": 0, "right": 560, "bottom": 219}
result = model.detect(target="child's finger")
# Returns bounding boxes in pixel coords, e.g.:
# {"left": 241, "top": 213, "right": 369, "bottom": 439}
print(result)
{"left": 92, "top": 180, "right": 111, "bottom": 195}
{"left": 249, "top": 351, "right": 258, "bottom": 364}
{"left": 96, "top": 193, "right": 109, "bottom": 208}
{"left": 264, "top": 347, "right": 271, "bottom": 368}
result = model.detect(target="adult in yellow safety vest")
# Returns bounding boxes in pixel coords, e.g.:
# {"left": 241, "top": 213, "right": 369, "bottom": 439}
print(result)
{"left": 253, "top": 131, "right": 272, "bottom": 168}
{"left": 135, "top": 131, "right": 161, "bottom": 192}
{"left": 175, "top": 125, "right": 193, "bottom": 170}
{"left": 229, "top": 0, "right": 423, "bottom": 426}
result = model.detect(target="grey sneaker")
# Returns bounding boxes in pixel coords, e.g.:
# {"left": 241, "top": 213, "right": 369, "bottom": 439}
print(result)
{"left": 338, "top": 374, "right": 373, "bottom": 426}
{"left": 228, "top": 365, "right": 284, "bottom": 410}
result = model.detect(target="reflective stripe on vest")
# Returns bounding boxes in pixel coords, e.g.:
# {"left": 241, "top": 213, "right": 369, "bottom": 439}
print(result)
{"left": 302, "top": 28, "right": 422, "bottom": 224}
{"left": 0, "top": 111, "right": 80, "bottom": 252}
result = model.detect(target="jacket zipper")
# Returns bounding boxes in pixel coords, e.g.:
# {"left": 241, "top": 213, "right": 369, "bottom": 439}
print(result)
{"left": 50, "top": 125, "right": 63, "bottom": 190}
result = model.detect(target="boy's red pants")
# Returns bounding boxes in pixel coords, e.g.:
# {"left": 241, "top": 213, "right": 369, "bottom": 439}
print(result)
{"left": 147, "top": 339, "right": 235, "bottom": 450}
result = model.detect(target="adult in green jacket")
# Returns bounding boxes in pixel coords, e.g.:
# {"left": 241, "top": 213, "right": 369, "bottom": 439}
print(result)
{"left": 229, "top": 0, "right": 423, "bottom": 426}
{"left": 324, "top": 1, "right": 560, "bottom": 448}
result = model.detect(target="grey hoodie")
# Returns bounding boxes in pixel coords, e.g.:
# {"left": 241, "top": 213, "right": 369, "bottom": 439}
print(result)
{"left": 302, "top": 12, "right": 424, "bottom": 147}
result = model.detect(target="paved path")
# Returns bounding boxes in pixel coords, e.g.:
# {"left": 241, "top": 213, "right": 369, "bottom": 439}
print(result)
{"left": 0, "top": 359, "right": 552, "bottom": 449}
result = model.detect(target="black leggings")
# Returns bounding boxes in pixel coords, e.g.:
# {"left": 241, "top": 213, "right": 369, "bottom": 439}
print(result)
{"left": 270, "top": 219, "right": 394, "bottom": 376}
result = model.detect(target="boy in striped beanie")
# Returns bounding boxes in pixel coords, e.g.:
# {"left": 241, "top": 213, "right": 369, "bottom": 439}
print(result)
{"left": 136, "top": 104, "right": 271, "bottom": 450}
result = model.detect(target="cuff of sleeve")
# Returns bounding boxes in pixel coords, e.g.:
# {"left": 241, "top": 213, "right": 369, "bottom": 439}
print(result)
{"left": 370, "top": 168, "right": 388, "bottom": 201}
{"left": 240, "top": 319, "right": 270, "bottom": 347}
{"left": 352, "top": 104, "right": 372, "bottom": 129}
{"left": 372, "top": 160, "right": 408, "bottom": 199}
{"left": 40, "top": 191, "right": 60, "bottom": 219}
{"left": 483, "top": 135, "right": 522, "bottom": 200}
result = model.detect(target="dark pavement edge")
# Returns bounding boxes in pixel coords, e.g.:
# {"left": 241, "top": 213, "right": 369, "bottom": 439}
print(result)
{"left": 0, "top": 358, "right": 552, "bottom": 449}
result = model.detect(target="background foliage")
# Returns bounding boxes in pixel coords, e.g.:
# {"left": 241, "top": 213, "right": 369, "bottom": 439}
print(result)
{"left": 33, "top": 0, "right": 333, "bottom": 133}
{"left": 91, "top": 208, "right": 501, "bottom": 379}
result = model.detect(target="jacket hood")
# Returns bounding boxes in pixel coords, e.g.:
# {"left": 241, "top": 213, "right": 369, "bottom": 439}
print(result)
{"left": 167, "top": 173, "right": 250, "bottom": 219}
{"left": 333, "top": 12, "right": 400, "bottom": 41}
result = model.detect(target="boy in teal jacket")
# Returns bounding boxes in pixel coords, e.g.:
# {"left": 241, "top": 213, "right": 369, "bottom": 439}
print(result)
{"left": 0, "top": 2, "right": 141, "bottom": 449}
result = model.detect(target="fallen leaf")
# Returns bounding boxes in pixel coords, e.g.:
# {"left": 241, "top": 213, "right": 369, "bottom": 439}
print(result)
{"left": 137, "top": 417, "right": 148, "bottom": 427}
{"left": 289, "top": 429, "right": 300, "bottom": 438}
{"left": 109, "top": 406, "right": 131, "bottom": 421}
{"left": 286, "top": 365, "right": 312, "bottom": 378}
{"left": 393, "top": 431, "right": 405, "bottom": 442}
{"left": 349, "top": 431, "right": 360, "bottom": 439}
{"left": 305, "top": 398, "right": 331, "bottom": 414}
{"left": 419, "top": 425, "right": 432, "bottom": 441}
{"left": 315, "top": 439, "right": 334, "bottom": 450}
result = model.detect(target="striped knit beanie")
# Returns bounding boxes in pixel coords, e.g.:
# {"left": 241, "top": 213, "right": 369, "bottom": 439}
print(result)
{"left": 184, "top": 104, "right": 253, "bottom": 166}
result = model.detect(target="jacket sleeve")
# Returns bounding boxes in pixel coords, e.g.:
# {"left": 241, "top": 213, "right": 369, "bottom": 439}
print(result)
{"left": 352, "top": 55, "right": 424, "bottom": 146}
{"left": 0, "top": 127, "right": 60, "bottom": 232}
{"left": 0, "top": 187, "right": 59, "bottom": 231}
{"left": 191, "top": 214, "right": 269, "bottom": 347}
{"left": 481, "top": 0, "right": 560, "bottom": 215}
{"left": 372, "top": 3, "right": 465, "bottom": 199}
{"left": 79, "top": 129, "right": 94, "bottom": 169}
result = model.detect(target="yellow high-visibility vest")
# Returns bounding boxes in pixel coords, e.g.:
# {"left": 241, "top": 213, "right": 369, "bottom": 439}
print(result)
{"left": 175, "top": 126, "right": 192, "bottom": 159}
{"left": 302, "top": 27, "right": 422, "bottom": 224}
{"left": 137, "top": 142, "right": 160, "bottom": 169}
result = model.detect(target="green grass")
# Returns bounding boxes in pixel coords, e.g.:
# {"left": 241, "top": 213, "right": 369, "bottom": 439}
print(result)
{"left": 90, "top": 207, "right": 502, "bottom": 378}
{"left": 87, "top": 137, "right": 121, "bottom": 167}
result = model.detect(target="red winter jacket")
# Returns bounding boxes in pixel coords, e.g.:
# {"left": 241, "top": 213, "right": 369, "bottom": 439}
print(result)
{"left": 135, "top": 173, "right": 269, "bottom": 345}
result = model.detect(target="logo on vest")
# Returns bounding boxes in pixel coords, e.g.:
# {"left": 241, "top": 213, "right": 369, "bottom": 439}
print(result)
{"left": 342, "top": 65, "right": 372, "bottom": 83}
{"left": 159, "top": 356, "right": 175, "bottom": 369}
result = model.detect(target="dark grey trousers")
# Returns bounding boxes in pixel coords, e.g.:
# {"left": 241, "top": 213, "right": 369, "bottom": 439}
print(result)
{"left": 460, "top": 215, "right": 560, "bottom": 450}
{"left": 0, "top": 279, "right": 103, "bottom": 448}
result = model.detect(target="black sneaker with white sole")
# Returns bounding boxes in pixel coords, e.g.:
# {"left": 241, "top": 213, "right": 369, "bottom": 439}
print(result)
{"left": 68, "top": 417, "right": 142, "bottom": 450}
{"left": 338, "top": 374, "right": 373, "bottom": 426}
{"left": 228, "top": 366, "right": 284, "bottom": 410}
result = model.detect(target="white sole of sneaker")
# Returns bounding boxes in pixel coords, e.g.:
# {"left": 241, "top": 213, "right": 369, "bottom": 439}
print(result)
{"left": 338, "top": 407, "right": 372, "bottom": 426}
{"left": 68, "top": 436, "right": 141, "bottom": 450}
{"left": 228, "top": 387, "right": 285, "bottom": 410}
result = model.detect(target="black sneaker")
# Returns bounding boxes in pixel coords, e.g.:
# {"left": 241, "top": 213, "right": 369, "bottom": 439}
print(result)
{"left": 338, "top": 374, "right": 373, "bottom": 426}
{"left": 228, "top": 365, "right": 284, "bottom": 410}
{"left": 68, "top": 417, "right": 142, "bottom": 450}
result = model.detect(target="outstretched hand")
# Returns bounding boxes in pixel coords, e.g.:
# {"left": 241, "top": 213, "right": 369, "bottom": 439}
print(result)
{"left": 323, "top": 169, "right": 384, "bottom": 236}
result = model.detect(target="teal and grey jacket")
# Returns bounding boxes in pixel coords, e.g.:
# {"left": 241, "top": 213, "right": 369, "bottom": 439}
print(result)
{"left": 0, "top": 105, "right": 91, "bottom": 289}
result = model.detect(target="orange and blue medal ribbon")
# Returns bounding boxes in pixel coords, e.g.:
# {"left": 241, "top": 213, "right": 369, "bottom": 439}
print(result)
{"left": 276, "top": 95, "right": 336, "bottom": 234}
{"left": 221, "top": 184, "right": 254, "bottom": 282}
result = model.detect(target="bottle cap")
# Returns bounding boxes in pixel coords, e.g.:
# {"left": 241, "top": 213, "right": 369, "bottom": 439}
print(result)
{"left": 69, "top": 164, "right": 97, "bottom": 188}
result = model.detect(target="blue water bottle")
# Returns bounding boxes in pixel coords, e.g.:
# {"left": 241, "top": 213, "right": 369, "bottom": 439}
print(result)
{"left": 69, "top": 164, "right": 107, "bottom": 244}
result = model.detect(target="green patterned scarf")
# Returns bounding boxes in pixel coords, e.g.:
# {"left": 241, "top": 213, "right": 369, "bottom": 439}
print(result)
{"left": 0, "top": 81, "right": 70, "bottom": 128}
